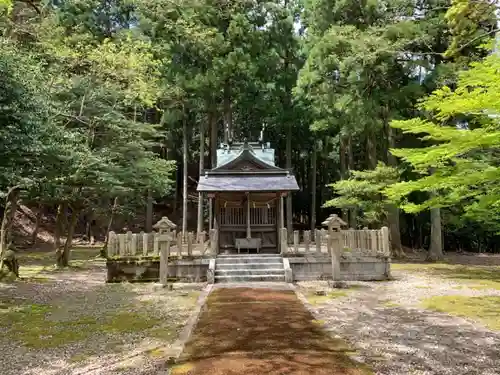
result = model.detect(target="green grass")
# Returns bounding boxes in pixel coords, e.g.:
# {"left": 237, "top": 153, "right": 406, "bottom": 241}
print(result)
{"left": 422, "top": 295, "right": 500, "bottom": 331}
{"left": 392, "top": 263, "right": 500, "bottom": 290}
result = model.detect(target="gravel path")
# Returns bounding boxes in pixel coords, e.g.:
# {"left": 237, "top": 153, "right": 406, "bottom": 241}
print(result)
{"left": 0, "top": 258, "right": 204, "bottom": 375}
{"left": 298, "top": 270, "right": 500, "bottom": 375}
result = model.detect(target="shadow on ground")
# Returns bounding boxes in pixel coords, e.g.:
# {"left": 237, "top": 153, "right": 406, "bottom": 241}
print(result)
{"left": 171, "top": 287, "right": 372, "bottom": 375}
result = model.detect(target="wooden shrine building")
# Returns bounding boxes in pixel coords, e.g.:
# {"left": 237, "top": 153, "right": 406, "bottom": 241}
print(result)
{"left": 197, "top": 140, "right": 299, "bottom": 253}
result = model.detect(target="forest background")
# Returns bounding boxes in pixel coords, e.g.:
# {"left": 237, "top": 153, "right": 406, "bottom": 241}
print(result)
{"left": 1, "top": 0, "right": 500, "bottom": 266}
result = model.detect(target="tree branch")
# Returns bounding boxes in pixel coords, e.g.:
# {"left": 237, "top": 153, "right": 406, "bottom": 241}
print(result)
{"left": 20, "top": 0, "right": 41, "bottom": 14}
{"left": 455, "top": 27, "right": 500, "bottom": 53}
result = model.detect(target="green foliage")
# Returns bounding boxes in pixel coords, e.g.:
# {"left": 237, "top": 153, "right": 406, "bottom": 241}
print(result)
{"left": 0, "top": 40, "right": 65, "bottom": 192}
{"left": 444, "top": 0, "right": 497, "bottom": 59}
{"left": 0, "top": 0, "right": 12, "bottom": 14}
{"left": 0, "top": 2, "right": 176, "bottom": 225}
{"left": 386, "top": 53, "right": 500, "bottom": 229}
{"left": 325, "top": 163, "right": 400, "bottom": 225}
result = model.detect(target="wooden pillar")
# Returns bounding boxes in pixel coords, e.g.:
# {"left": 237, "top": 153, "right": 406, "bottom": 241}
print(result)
{"left": 280, "top": 193, "right": 285, "bottom": 229}
{"left": 208, "top": 195, "right": 213, "bottom": 231}
{"left": 214, "top": 195, "right": 219, "bottom": 254}
{"left": 279, "top": 192, "right": 285, "bottom": 246}
{"left": 246, "top": 192, "right": 251, "bottom": 239}
{"left": 214, "top": 196, "right": 219, "bottom": 230}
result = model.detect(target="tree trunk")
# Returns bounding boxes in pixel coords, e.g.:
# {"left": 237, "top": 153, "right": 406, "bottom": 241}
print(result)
{"left": 53, "top": 202, "right": 66, "bottom": 253}
{"left": 310, "top": 144, "right": 317, "bottom": 231}
{"left": 366, "top": 128, "right": 377, "bottom": 170}
{"left": 347, "top": 136, "right": 356, "bottom": 228}
{"left": 286, "top": 123, "right": 293, "bottom": 240}
{"left": 182, "top": 113, "right": 188, "bottom": 237}
{"left": 0, "top": 186, "right": 20, "bottom": 269}
{"left": 339, "top": 136, "right": 348, "bottom": 223}
{"left": 57, "top": 208, "right": 79, "bottom": 268}
{"left": 102, "top": 197, "right": 119, "bottom": 256}
{"left": 223, "top": 82, "right": 232, "bottom": 143}
{"left": 197, "top": 117, "right": 206, "bottom": 234}
{"left": 428, "top": 206, "right": 443, "bottom": 261}
{"left": 6, "top": 188, "right": 19, "bottom": 247}
{"left": 146, "top": 189, "right": 153, "bottom": 232}
{"left": 173, "top": 166, "right": 178, "bottom": 218}
{"left": 31, "top": 203, "right": 43, "bottom": 245}
{"left": 84, "top": 210, "right": 95, "bottom": 244}
{"left": 385, "top": 114, "right": 403, "bottom": 257}
{"left": 210, "top": 111, "right": 218, "bottom": 168}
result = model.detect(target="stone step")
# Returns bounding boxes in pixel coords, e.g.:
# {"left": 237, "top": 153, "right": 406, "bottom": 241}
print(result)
{"left": 217, "top": 253, "right": 281, "bottom": 257}
{"left": 215, "top": 274, "right": 286, "bottom": 283}
{"left": 216, "top": 256, "right": 282, "bottom": 265}
{"left": 215, "top": 268, "right": 285, "bottom": 277}
{"left": 216, "top": 262, "right": 284, "bottom": 270}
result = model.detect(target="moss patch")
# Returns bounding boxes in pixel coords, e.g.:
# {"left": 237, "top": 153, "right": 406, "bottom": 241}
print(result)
{"left": 102, "top": 312, "right": 163, "bottom": 333}
{"left": 148, "top": 325, "right": 178, "bottom": 340}
{"left": 311, "top": 319, "right": 326, "bottom": 326}
{"left": 69, "top": 353, "right": 90, "bottom": 363}
{"left": 170, "top": 362, "right": 195, "bottom": 375}
{"left": 392, "top": 263, "right": 500, "bottom": 290}
{"left": 178, "top": 287, "right": 372, "bottom": 375}
{"left": 17, "top": 247, "right": 102, "bottom": 277}
{"left": 146, "top": 347, "right": 170, "bottom": 358}
{"left": 306, "top": 290, "right": 349, "bottom": 305}
{"left": 0, "top": 303, "right": 96, "bottom": 348}
{"left": 381, "top": 301, "right": 400, "bottom": 308}
{"left": 422, "top": 295, "right": 500, "bottom": 331}
{"left": 0, "top": 300, "right": 179, "bottom": 349}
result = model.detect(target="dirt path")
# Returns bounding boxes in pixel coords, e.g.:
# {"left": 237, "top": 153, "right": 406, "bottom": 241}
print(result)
{"left": 170, "top": 287, "right": 371, "bottom": 375}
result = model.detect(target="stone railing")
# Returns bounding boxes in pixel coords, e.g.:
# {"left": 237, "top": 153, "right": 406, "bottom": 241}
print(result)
{"left": 106, "top": 229, "right": 218, "bottom": 258}
{"left": 280, "top": 227, "right": 390, "bottom": 257}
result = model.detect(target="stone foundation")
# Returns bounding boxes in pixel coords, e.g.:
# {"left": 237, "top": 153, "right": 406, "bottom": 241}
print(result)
{"left": 106, "top": 258, "right": 210, "bottom": 283}
{"left": 287, "top": 254, "right": 391, "bottom": 281}
{"left": 106, "top": 254, "right": 390, "bottom": 283}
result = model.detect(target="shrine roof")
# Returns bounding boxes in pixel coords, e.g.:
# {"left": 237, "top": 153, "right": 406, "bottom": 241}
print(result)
{"left": 214, "top": 141, "right": 278, "bottom": 171}
{"left": 197, "top": 174, "right": 299, "bottom": 192}
{"left": 197, "top": 140, "right": 299, "bottom": 192}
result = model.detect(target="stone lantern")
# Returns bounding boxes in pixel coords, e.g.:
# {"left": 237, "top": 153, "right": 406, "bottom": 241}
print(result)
{"left": 153, "top": 217, "right": 176, "bottom": 288}
{"left": 153, "top": 216, "right": 176, "bottom": 234}
{"left": 322, "top": 214, "right": 347, "bottom": 232}
{"left": 322, "top": 214, "right": 347, "bottom": 287}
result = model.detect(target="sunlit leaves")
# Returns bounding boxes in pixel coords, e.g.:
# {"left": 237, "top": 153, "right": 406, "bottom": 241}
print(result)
{"left": 324, "top": 163, "right": 400, "bottom": 225}
{"left": 387, "top": 53, "right": 500, "bottom": 228}
{"left": 444, "top": 0, "right": 497, "bottom": 58}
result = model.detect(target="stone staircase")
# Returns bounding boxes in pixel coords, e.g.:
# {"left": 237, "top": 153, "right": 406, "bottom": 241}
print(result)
{"left": 215, "top": 254, "right": 285, "bottom": 283}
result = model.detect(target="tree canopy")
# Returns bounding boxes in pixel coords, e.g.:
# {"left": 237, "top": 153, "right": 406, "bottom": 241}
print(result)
{"left": 2, "top": 0, "right": 500, "bottom": 265}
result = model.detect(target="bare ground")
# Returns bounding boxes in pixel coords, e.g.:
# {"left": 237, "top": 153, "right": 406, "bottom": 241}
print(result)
{"left": 297, "top": 253, "right": 500, "bottom": 375}
{"left": 0, "top": 248, "right": 204, "bottom": 375}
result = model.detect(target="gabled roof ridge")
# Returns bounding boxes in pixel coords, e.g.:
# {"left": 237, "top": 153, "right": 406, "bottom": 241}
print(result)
{"left": 211, "top": 147, "right": 283, "bottom": 172}
{"left": 206, "top": 170, "right": 290, "bottom": 176}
